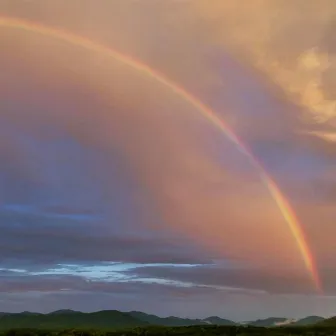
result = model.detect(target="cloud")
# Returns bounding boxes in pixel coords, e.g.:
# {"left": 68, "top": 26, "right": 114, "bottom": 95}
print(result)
{"left": 125, "top": 264, "right": 317, "bottom": 295}
{"left": 0, "top": 270, "right": 336, "bottom": 320}
{"left": 187, "top": 0, "right": 336, "bottom": 129}
{"left": 0, "top": 21, "right": 309, "bottom": 270}
{"left": 0, "top": 0, "right": 335, "bottom": 319}
{"left": 0, "top": 208, "right": 213, "bottom": 269}
{"left": 126, "top": 262, "right": 336, "bottom": 297}
{"left": 305, "top": 130, "right": 336, "bottom": 143}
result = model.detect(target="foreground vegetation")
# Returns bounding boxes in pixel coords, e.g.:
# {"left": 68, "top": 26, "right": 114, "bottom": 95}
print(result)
{"left": 2, "top": 325, "right": 336, "bottom": 336}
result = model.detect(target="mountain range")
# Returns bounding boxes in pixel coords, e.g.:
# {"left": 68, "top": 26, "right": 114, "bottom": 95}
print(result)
{"left": 242, "top": 316, "right": 325, "bottom": 327}
{"left": 0, "top": 310, "right": 328, "bottom": 330}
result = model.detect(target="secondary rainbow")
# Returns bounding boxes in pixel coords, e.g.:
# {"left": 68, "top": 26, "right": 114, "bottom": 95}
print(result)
{"left": 0, "top": 16, "right": 322, "bottom": 292}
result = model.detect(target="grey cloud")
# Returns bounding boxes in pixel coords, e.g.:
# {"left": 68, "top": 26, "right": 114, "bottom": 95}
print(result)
{"left": 0, "top": 211, "right": 212, "bottom": 270}
{"left": 0, "top": 273, "right": 334, "bottom": 321}
{"left": 0, "top": 274, "right": 86, "bottom": 293}
{"left": 309, "top": 179, "right": 336, "bottom": 204}
{"left": 0, "top": 0, "right": 335, "bottom": 320}
{"left": 0, "top": 272, "right": 220, "bottom": 297}
{"left": 126, "top": 265, "right": 326, "bottom": 295}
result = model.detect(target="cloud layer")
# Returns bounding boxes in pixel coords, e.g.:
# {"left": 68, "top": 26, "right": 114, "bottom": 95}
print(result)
{"left": 0, "top": 0, "right": 335, "bottom": 320}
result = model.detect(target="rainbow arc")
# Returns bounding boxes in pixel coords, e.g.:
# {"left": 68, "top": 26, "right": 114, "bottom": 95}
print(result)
{"left": 0, "top": 16, "right": 322, "bottom": 292}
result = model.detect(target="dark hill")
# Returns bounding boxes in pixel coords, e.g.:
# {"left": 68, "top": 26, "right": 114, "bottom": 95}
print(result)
{"left": 129, "top": 311, "right": 204, "bottom": 326}
{"left": 292, "top": 316, "right": 325, "bottom": 325}
{"left": 0, "top": 310, "right": 147, "bottom": 330}
{"left": 315, "top": 316, "right": 336, "bottom": 326}
{"left": 48, "top": 310, "right": 80, "bottom": 315}
{"left": 0, "top": 310, "right": 237, "bottom": 329}
{"left": 128, "top": 311, "right": 236, "bottom": 326}
{"left": 202, "top": 316, "right": 237, "bottom": 325}
{"left": 0, "top": 310, "right": 324, "bottom": 330}
{"left": 245, "top": 317, "right": 289, "bottom": 327}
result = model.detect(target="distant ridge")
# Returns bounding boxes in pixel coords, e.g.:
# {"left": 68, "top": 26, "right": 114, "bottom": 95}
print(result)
{"left": 0, "top": 310, "right": 326, "bottom": 330}
{"left": 128, "top": 311, "right": 236, "bottom": 326}
{"left": 20, "top": 311, "right": 42, "bottom": 315}
{"left": 48, "top": 309, "right": 81, "bottom": 315}
{"left": 313, "top": 316, "right": 335, "bottom": 326}
{"left": 202, "top": 316, "right": 237, "bottom": 325}
{"left": 242, "top": 316, "right": 325, "bottom": 327}
{"left": 243, "top": 317, "right": 290, "bottom": 327}
{"left": 0, "top": 310, "right": 147, "bottom": 329}
{"left": 291, "top": 316, "right": 324, "bottom": 326}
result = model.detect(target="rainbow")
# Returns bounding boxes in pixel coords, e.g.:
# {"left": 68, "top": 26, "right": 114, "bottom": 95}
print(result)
{"left": 0, "top": 16, "right": 322, "bottom": 292}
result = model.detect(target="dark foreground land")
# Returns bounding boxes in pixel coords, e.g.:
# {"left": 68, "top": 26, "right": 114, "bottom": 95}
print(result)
{"left": 2, "top": 325, "right": 336, "bottom": 336}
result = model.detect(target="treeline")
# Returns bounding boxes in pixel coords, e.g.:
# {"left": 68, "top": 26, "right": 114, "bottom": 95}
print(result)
{"left": 2, "top": 325, "right": 336, "bottom": 336}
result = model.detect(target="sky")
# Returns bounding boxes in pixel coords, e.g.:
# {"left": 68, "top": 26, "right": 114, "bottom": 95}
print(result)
{"left": 0, "top": 0, "right": 335, "bottom": 321}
